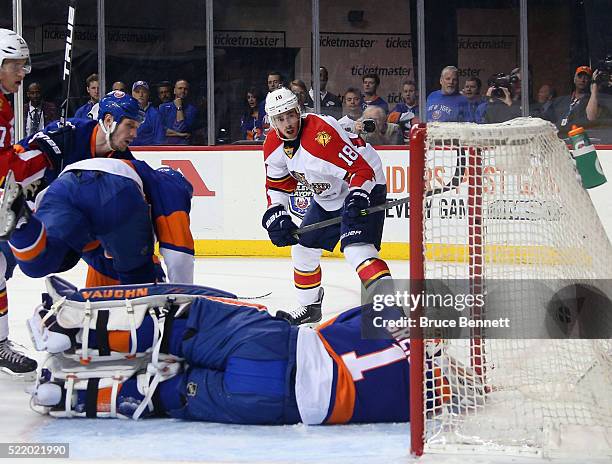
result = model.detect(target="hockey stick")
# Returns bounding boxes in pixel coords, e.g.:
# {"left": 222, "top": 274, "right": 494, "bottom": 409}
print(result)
{"left": 294, "top": 196, "right": 410, "bottom": 236}
{"left": 59, "top": 0, "right": 76, "bottom": 127}
{"left": 235, "top": 291, "right": 273, "bottom": 300}
{"left": 57, "top": 0, "right": 76, "bottom": 174}
{"left": 294, "top": 145, "right": 467, "bottom": 236}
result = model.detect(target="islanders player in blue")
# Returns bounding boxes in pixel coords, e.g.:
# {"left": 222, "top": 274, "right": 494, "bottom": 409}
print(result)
{"left": 0, "top": 158, "right": 194, "bottom": 285}
{"left": 29, "top": 278, "right": 422, "bottom": 424}
{"left": 13, "top": 90, "right": 143, "bottom": 189}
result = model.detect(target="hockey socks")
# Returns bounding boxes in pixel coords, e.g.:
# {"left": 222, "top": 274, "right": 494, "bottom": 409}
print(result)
{"left": 293, "top": 265, "right": 322, "bottom": 291}
{"left": 356, "top": 258, "right": 391, "bottom": 289}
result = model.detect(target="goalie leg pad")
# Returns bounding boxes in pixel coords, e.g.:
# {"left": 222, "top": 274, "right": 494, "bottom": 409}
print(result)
{"left": 30, "top": 298, "right": 184, "bottom": 364}
{"left": 31, "top": 354, "right": 181, "bottom": 419}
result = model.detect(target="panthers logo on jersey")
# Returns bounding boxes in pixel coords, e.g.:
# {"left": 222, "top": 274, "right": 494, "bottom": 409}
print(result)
{"left": 315, "top": 131, "right": 331, "bottom": 147}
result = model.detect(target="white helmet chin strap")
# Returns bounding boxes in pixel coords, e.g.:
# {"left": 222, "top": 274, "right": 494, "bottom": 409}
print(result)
{"left": 98, "top": 119, "right": 118, "bottom": 151}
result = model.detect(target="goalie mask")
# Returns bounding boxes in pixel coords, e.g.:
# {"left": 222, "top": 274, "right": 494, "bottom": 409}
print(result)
{"left": 265, "top": 87, "right": 301, "bottom": 141}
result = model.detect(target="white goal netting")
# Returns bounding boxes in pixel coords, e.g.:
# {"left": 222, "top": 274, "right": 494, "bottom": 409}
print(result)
{"left": 413, "top": 118, "right": 612, "bottom": 458}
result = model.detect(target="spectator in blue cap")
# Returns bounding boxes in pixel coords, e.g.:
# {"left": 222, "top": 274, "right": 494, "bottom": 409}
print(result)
{"left": 131, "top": 80, "right": 164, "bottom": 146}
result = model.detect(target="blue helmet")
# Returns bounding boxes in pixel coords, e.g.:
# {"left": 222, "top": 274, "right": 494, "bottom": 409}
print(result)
{"left": 156, "top": 167, "right": 194, "bottom": 198}
{"left": 98, "top": 90, "right": 145, "bottom": 124}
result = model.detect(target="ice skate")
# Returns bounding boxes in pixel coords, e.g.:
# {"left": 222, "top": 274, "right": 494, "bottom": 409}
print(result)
{"left": 276, "top": 287, "right": 324, "bottom": 326}
{"left": 0, "top": 338, "right": 37, "bottom": 379}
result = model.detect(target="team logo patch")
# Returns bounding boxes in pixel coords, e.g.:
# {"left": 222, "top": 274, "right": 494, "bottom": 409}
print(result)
{"left": 112, "top": 90, "right": 126, "bottom": 98}
{"left": 187, "top": 381, "right": 198, "bottom": 397}
{"left": 315, "top": 131, "right": 331, "bottom": 147}
{"left": 283, "top": 145, "right": 295, "bottom": 158}
{"left": 290, "top": 171, "right": 331, "bottom": 195}
{"left": 289, "top": 183, "right": 313, "bottom": 219}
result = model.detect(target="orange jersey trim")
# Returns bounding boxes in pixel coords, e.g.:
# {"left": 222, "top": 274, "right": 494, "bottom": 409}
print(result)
{"left": 316, "top": 330, "right": 356, "bottom": 424}
{"left": 10, "top": 227, "right": 47, "bottom": 262}
{"left": 82, "top": 240, "right": 101, "bottom": 253}
{"left": 89, "top": 125, "right": 98, "bottom": 157}
{"left": 205, "top": 296, "right": 268, "bottom": 311}
{"left": 89, "top": 124, "right": 115, "bottom": 158}
{"left": 155, "top": 211, "right": 194, "bottom": 250}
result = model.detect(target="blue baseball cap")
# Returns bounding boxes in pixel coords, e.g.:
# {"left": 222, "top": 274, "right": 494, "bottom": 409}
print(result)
{"left": 132, "top": 80, "right": 149, "bottom": 91}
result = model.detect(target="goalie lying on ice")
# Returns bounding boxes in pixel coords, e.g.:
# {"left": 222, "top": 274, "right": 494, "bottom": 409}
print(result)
{"left": 28, "top": 276, "right": 476, "bottom": 424}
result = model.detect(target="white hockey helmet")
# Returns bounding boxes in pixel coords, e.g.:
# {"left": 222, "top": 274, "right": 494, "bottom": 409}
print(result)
{"left": 265, "top": 87, "right": 301, "bottom": 139}
{"left": 0, "top": 28, "right": 31, "bottom": 73}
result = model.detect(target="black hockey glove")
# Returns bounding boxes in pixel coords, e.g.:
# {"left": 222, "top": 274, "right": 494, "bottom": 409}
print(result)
{"left": 342, "top": 189, "right": 370, "bottom": 222}
{"left": 27, "top": 125, "right": 72, "bottom": 171}
{"left": 340, "top": 189, "right": 370, "bottom": 249}
{"left": 262, "top": 205, "right": 299, "bottom": 247}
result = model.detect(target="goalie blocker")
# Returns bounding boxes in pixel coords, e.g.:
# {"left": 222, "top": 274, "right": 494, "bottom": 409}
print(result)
{"left": 28, "top": 276, "right": 479, "bottom": 424}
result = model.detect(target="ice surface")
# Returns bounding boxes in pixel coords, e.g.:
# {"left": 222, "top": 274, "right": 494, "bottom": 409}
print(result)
{"left": 0, "top": 258, "right": 599, "bottom": 463}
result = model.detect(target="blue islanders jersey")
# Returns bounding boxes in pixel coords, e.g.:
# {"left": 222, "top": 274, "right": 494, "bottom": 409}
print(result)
{"left": 129, "top": 159, "right": 194, "bottom": 282}
{"left": 16, "top": 118, "right": 134, "bottom": 185}
{"left": 62, "top": 158, "right": 194, "bottom": 284}
{"left": 299, "top": 306, "right": 410, "bottom": 424}
{"left": 425, "top": 91, "right": 472, "bottom": 123}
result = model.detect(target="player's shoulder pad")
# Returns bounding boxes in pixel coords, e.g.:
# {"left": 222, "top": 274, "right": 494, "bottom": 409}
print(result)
{"left": 300, "top": 113, "right": 352, "bottom": 155}
{"left": 263, "top": 129, "right": 282, "bottom": 161}
{"left": 301, "top": 113, "right": 348, "bottom": 140}
{"left": 44, "top": 275, "right": 236, "bottom": 304}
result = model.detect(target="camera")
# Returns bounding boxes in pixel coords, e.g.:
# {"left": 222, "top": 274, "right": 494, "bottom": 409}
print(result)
{"left": 362, "top": 119, "right": 376, "bottom": 133}
{"left": 487, "top": 72, "right": 519, "bottom": 99}
{"left": 594, "top": 55, "right": 612, "bottom": 87}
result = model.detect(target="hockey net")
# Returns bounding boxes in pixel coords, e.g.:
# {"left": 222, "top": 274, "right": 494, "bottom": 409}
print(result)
{"left": 408, "top": 118, "right": 612, "bottom": 458}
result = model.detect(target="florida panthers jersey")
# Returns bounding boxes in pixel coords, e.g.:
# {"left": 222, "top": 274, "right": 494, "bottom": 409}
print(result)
{"left": 296, "top": 306, "right": 410, "bottom": 424}
{"left": 0, "top": 93, "right": 50, "bottom": 184}
{"left": 61, "top": 158, "right": 194, "bottom": 283}
{"left": 264, "top": 113, "right": 386, "bottom": 211}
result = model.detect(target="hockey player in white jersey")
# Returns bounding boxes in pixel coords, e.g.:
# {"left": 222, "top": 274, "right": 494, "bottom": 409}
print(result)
{"left": 261, "top": 88, "right": 392, "bottom": 325}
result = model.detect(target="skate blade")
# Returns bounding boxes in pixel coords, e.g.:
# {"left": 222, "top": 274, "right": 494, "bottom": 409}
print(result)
{"left": 301, "top": 319, "right": 322, "bottom": 329}
{"left": 0, "top": 367, "right": 37, "bottom": 382}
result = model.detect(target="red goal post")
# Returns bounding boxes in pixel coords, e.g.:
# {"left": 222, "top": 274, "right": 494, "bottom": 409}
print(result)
{"left": 408, "top": 119, "right": 612, "bottom": 459}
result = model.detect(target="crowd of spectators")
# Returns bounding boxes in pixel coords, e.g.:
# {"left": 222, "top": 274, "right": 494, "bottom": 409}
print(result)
{"left": 20, "top": 61, "right": 612, "bottom": 146}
